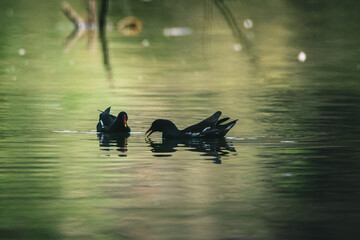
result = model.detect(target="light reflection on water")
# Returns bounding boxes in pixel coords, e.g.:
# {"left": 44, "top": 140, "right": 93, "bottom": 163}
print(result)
{"left": 1, "top": 0, "right": 360, "bottom": 239}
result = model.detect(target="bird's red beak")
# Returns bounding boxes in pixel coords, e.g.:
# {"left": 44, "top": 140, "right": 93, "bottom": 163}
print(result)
{"left": 123, "top": 115, "right": 127, "bottom": 127}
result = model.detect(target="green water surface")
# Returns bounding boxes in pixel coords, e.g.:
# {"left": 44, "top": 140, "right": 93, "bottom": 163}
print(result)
{"left": 1, "top": 1, "right": 360, "bottom": 239}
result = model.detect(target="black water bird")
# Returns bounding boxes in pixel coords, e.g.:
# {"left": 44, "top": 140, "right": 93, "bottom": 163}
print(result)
{"left": 146, "top": 111, "right": 237, "bottom": 139}
{"left": 97, "top": 107, "right": 130, "bottom": 133}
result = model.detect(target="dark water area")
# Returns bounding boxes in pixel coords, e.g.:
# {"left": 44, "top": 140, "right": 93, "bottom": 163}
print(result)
{"left": 1, "top": 0, "right": 360, "bottom": 239}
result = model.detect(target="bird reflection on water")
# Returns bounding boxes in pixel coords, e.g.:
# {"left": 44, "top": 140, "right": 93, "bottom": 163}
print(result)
{"left": 147, "top": 138, "right": 236, "bottom": 164}
{"left": 98, "top": 132, "right": 130, "bottom": 154}
{"left": 97, "top": 133, "right": 236, "bottom": 163}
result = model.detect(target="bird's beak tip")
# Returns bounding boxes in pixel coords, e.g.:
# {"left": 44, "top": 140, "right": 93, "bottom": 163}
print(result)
{"left": 145, "top": 129, "right": 153, "bottom": 136}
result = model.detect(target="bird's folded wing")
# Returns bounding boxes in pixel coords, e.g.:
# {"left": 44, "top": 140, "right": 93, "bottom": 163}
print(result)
{"left": 182, "top": 111, "right": 222, "bottom": 133}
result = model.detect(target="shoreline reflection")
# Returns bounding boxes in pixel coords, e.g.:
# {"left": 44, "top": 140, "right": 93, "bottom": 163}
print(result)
{"left": 147, "top": 138, "right": 236, "bottom": 164}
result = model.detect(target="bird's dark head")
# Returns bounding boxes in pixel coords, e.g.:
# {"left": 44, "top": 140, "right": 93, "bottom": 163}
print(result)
{"left": 117, "top": 111, "right": 128, "bottom": 127}
{"left": 146, "top": 119, "right": 179, "bottom": 138}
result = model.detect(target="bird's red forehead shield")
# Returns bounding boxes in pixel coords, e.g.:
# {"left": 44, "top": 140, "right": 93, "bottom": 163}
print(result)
{"left": 123, "top": 115, "right": 127, "bottom": 127}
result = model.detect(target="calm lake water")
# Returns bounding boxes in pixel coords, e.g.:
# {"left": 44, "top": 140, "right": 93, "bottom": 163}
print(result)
{"left": 1, "top": 0, "right": 360, "bottom": 239}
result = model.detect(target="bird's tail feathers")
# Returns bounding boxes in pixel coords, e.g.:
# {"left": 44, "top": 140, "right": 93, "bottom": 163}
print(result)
{"left": 98, "top": 107, "right": 112, "bottom": 121}
{"left": 98, "top": 107, "right": 111, "bottom": 113}
{"left": 206, "top": 111, "right": 222, "bottom": 124}
{"left": 220, "top": 119, "right": 238, "bottom": 136}
{"left": 103, "top": 107, "right": 111, "bottom": 114}
{"left": 217, "top": 117, "right": 230, "bottom": 125}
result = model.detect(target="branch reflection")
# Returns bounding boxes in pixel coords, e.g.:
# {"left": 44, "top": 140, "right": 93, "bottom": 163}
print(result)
{"left": 61, "top": 0, "right": 113, "bottom": 81}
{"left": 99, "top": 0, "right": 113, "bottom": 81}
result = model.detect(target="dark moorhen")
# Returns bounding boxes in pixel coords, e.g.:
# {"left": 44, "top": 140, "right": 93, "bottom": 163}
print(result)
{"left": 146, "top": 111, "right": 237, "bottom": 139}
{"left": 97, "top": 107, "right": 130, "bottom": 133}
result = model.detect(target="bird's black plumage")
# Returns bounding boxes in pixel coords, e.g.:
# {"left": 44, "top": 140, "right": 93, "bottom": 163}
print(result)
{"left": 146, "top": 111, "right": 237, "bottom": 139}
{"left": 97, "top": 107, "right": 131, "bottom": 133}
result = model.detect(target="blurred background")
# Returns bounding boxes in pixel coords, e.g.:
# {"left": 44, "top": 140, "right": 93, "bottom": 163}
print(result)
{"left": 0, "top": 0, "right": 360, "bottom": 239}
